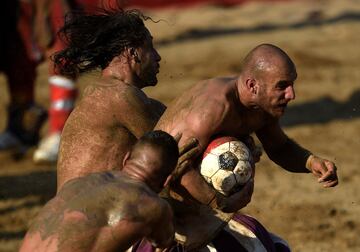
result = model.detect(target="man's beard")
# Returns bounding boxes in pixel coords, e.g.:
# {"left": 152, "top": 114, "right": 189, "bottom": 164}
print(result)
{"left": 141, "top": 68, "right": 158, "bottom": 86}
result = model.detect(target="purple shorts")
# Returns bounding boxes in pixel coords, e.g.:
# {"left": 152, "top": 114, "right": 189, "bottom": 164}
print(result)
{"left": 131, "top": 213, "right": 291, "bottom": 252}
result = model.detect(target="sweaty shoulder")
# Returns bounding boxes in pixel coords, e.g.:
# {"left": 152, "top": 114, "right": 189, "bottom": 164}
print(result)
{"left": 85, "top": 80, "right": 157, "bottom": 135}
{"left": 83, "top": 81, "right": 146, "bottom": 113}
{"left": 58, "top": 172, "right": 155, "bottom": 221}
{"left": 156, "top": 77, "right": 236, "bottom": 148}
{"left": 140, "top": 193, "right": 172, "bottom": 225}
{"left": 93, "top": 175, "right": 172, "bottom": 231}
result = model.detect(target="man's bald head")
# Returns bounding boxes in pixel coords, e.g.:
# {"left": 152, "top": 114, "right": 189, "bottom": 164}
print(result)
{"left": 241, "top": 44, "right": 296, "bottom": 80}
{"left": 239, "top": 44, "right": 297, "bottom": 118}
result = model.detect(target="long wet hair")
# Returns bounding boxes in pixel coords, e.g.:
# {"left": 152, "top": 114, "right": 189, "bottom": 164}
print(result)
{"left": 53, "top": 4, "right": 151, "bottom": 78}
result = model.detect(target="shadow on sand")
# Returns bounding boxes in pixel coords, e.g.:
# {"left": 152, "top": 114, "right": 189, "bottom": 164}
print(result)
{"left": 281, "top": 89, "right": 360, "bottom": 127}
{"left": 0, "top": 170, "right": 55, "bottom": 240}
{"left": 0, "top": 230, "right": 26, "bottom": 240}
{"left": 0, "top": 170, "right": 56, "bottom": 200}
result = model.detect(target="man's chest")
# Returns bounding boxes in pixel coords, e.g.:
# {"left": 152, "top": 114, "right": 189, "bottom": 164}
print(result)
{"left": 219, "top": 112, "right": 265, "bottom": 137}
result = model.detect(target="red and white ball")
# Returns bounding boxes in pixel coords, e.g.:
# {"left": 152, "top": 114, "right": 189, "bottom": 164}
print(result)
{"left": 200, "top": 136, "right": 253, "bottom": 196}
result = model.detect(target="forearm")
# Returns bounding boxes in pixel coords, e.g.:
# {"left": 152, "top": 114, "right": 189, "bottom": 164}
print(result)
{"left": 174, "top": 167, "right": 254, "bottom": 213}
{"left": 149, "top": 204, "right": 175, "bottom": 249}
{"left": 179, "top": 169, "right": 217, "bottom": 205}
{"left": 265, "top": 137, "right": 312, "bottom": 173}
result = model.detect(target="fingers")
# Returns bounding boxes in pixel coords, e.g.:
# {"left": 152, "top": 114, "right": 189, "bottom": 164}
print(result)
{"left": 223, "top": 179, "right": 254, "bottom": 212}
{"left": 252, "top": 146, "right": 263, "bottom": 163}
{"left": 171, "top": 138, "right": 200, "bottom": 182}
{"left": 247, "top": 178, "right": 255, "bottom": 193}
{"left": 242, "top": 135, "right": 255, "bottom": 150}
{"left": 168, "top": 138, "right": 201, "bottom": 186}
{"left": 178, "top": 137, "right": 198, "bottom": 156}
{"left": 173, "top": 132, "right": 182, "bottom": 143}
{"left": 240, "top": 178, "right": 254, "bottom": 199}
{"left": 310, "top": 156, "right": 326, "bottom": 177}
{"left": 322, "top": 179, "right": 338, "bottom": 188}
{"left": 178, "top": 145, "right": 200, "bottom": 165}
{"left": 241, "top": 135, "right": 262, "bottom": 164}
{"left": 229, "top": 179, "right": 253, "bottom": 199}
{"left": 172, "top": 160, "right": 191, "bottom": 181}
{"left": 318, "top": 161, "right": 338, "bottom": 187}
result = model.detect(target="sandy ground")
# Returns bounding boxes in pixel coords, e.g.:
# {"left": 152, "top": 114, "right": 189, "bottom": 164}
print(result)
{"left": 0, "top": 0, "right": 359, "bottom": 251}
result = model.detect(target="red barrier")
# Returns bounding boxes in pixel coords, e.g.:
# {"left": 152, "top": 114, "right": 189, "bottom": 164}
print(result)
{"left": 124, "top": 0, "right": 291, "bottom": 9}
{"left": 81, "top": 0, "right": 289, "bottom": 10}
{"left": 123, "top": 0, "right": 248, "bottom": 8}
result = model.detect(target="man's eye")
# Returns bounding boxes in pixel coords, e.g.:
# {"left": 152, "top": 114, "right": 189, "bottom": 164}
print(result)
{"left": 276, "top": 82, "right": 290, "bottom": 90}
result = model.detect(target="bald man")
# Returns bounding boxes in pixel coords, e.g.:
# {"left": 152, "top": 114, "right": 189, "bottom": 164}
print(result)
{"left": 156, "top": 43, "right": 339, "bottom": 212}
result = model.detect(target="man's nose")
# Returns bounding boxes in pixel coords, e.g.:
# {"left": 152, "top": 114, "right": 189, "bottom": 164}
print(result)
{"left": 285, "top": 86, "right": 295, "bottom": 100}
{"left": 155, "top": 50, "right": 161, "bottom": 62}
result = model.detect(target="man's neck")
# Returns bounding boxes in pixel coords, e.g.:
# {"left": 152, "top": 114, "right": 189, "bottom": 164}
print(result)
{"left": 102, "top": 61, "right": 145, "bottom": 89}
{"left": 233, "top": 77, "right": 251, "bottom": 114}
{"left": 121, "top": 161, "right": 149, "bottom": 183}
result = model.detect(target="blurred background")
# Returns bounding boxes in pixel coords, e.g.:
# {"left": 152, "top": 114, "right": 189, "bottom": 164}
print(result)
{"left": 0, "top": 0, "right": 359, "bottom": 251}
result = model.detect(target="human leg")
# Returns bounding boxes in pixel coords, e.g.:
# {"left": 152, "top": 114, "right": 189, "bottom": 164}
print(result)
{"left": 33, "top": 0, "right": 78, "bottom": 164}
{"left": 0, "top": 1, "right": 46, "bottom": 152}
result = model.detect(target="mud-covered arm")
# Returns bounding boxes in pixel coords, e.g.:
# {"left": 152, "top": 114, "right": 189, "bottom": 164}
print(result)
{"left": 147, "top": 200, "right": 175, "bottom": 249}
{"left": 168, "top": 102, "right": 224, "bottom": 205}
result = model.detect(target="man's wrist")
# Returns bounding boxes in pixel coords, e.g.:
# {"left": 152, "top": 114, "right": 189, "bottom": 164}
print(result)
{"left": 305, "top": 154, "right": 315, "bottom": 172}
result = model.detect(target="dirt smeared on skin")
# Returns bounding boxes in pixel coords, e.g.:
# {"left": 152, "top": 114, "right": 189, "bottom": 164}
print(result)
{"left": 57, "top": 77, "right": 164, "bottom": 189}
{"left": 27, "top": 172, "right": 156, "bottom": 251}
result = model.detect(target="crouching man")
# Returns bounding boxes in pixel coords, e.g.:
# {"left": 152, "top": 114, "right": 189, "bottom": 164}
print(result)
{"left": 20, "top": 130, "right": 179, "bottom": 252}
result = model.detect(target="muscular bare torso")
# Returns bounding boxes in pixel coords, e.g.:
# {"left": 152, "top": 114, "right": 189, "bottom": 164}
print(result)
{"left": 156, "top": 77, "right": 268, "bottom": 150}
{"left": 57, "top": 78, "right": 165, "bottom": 189}
{"left": 155, "top": 77, "right": 273, "bottom": 208}
{"left": 20, "top": 172, "right": 173, "bottom": 252}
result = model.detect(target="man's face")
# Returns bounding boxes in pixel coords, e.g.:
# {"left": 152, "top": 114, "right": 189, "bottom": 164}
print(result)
{"left": 134, "top": 29, "right": 161, "bottom": 87}
{"left": 256, "top": 65, "right": 297, "bottom": 118}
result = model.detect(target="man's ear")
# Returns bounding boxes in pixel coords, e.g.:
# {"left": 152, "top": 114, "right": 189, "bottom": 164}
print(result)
{"left": 122, "top": 151, "right": 130, "bottom": 168}
{"left": 115, "top": 48, "right": 132, "bottom": 64}
{"left": 245, "top": 78, "right": 258, "bottom": 95}
{"left": 128, "top": 47, "right": 140, "bottom": 63}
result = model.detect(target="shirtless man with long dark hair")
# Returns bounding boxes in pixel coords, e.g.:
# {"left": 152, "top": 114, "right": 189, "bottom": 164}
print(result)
{"left": 54, "top": 7, "right": 169, "bottom": 189}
